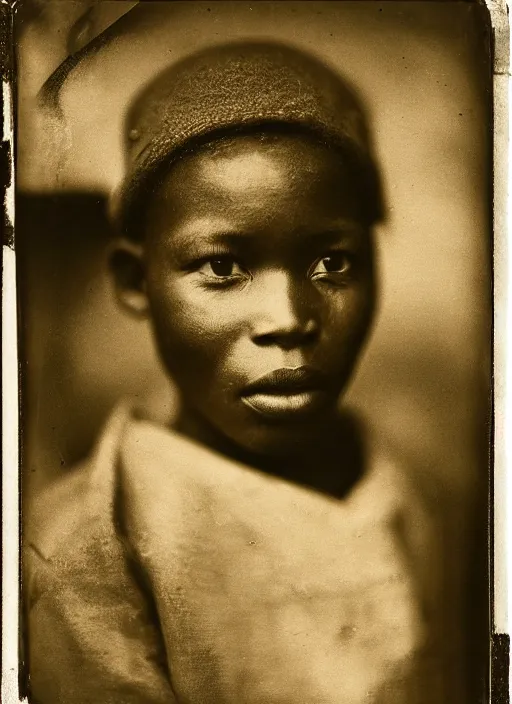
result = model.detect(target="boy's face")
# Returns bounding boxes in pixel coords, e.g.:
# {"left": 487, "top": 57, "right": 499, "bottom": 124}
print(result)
{"left": 116, "top": 133, "right": 376, "bottom": 454}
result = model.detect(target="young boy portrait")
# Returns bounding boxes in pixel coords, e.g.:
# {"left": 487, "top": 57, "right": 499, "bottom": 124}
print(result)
{"left": 17, "top": 3, "right": 491, "bottom": 703}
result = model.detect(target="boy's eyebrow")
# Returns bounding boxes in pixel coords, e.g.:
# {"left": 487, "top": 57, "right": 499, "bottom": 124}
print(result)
{"left": 306, "top": 221, "right": 366, "bottom": 241}
{"left": 168, "top": 218, "right": 365, "bottom": 247}
{"left": 294, "top": 223, "right": 367, "bottom": 250}
{"left": 169, "top": 218, "right": 255, "bottom": 247}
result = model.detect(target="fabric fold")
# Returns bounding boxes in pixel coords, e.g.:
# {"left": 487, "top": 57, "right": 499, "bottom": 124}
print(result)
{"left": 25, "top": 405, "right": 462, "bottom": 703}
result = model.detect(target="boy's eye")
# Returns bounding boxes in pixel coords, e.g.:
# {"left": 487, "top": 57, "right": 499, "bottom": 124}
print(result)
{"left": 310, "top": 252, "right": 352, "bottom": 277}
{"left": 199, "top": 257, "right": 245, "bottom": 278}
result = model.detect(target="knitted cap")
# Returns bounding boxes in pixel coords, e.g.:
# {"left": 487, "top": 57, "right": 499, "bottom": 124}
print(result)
{"left": 111, "top": 41, "right": 383, "bottom": 236}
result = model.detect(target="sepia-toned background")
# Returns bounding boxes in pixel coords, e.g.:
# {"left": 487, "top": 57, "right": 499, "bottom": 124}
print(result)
{"left": 16, "top": 1, "right": 491, "bottom": 691}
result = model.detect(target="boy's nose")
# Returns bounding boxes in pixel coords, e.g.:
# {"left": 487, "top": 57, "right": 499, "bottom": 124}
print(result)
{"left": 250, "top": 272, "right": 320, "bottom": 350}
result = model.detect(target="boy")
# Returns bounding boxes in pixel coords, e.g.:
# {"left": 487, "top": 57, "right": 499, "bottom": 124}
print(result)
{"left": 25, "top": 42, "right": 456, "bottom": 703}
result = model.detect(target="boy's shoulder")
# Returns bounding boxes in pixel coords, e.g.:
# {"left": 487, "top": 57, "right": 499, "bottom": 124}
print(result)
{"left": 24, "top": 403, "right": 131, "bottom": 564}
{"left": 24, "top": 404, "right": 176, "bottom": 704}
{"left": 26, "top": 458, "right": 95, "bottom": 561}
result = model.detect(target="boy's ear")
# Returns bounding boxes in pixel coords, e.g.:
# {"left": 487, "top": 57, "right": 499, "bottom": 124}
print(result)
{"left": 108, "top": 239, "right": 149, "bottom": 318}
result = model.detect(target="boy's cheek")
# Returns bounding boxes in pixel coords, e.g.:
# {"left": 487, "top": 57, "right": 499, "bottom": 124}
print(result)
{"left": 149, "top": 276, "right": 232, "bottom": 332}
{"left": 156, "top": 301, "right": 241, "bottom": 349}
{"left": 322, "top": 287, "right": 375, "bottom": 333}
{"left": 148, "top": 289, "right": 242, "bottom": 378}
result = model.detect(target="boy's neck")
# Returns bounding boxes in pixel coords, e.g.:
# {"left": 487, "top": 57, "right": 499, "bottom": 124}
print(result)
{"left": 172, "top": 407, "right": 365, "bottom": 499}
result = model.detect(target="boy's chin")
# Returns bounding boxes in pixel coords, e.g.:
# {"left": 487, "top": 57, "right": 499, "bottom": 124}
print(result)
{"left": 174, "top": 399, "right": 343, "bottom": 460}
{"left": 221, "top": 417, "right": 337, "bottom": 459}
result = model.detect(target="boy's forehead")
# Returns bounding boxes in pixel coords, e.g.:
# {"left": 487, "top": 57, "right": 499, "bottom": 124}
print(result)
{"left": 161, "top": 133, "right": 354, "bottom": 195}
{"left": 199, "top": 149, "right": 285, "bottom": 194}
{"left": 147, "top": 138, "right": 367, "bottom": 241}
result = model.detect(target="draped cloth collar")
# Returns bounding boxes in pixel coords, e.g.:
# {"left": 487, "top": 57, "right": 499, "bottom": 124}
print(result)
{"left": 116, "top": 405, "right": 441, "bottom": 703}
{"left": 26, "top": 403, "right": 451, "bottom": 703}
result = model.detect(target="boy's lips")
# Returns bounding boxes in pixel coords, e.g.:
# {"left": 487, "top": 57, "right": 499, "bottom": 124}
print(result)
{"left": 240, "top": 367, "right": 331, "bottom": 419}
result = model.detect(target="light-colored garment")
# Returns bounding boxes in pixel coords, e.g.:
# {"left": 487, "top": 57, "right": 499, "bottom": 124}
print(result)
{"left": 24, "top": 405, "right": 466, "bottom": 703}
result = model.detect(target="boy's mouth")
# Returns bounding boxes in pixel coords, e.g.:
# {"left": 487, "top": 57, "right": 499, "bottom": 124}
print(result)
{"left": 240, "top": 367, "right": 331, "bottom": 419}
